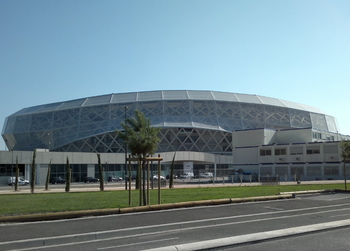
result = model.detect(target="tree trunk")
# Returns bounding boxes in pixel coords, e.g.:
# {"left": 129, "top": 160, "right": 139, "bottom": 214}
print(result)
{"left": 65, "top": 157, "right": 71, "bottom": 192}
{"left": 97, "top": 153, "right": 104, "bottom": 191}
{"left": 169, "top": 152, "right": 176, "bottom": 189}
{"left": 344, "top": 160, "right": 347, "bottom": 190}
{"left": 30, "top": 150, "right": 36, "bottom": 194}
{"left": 143, "top": 161, "right": 146, "bottom": 206}
{"left": 15, "top": 157, "right": 19, "bottom": 191}
{"left": 138, "top": 158, "right": 142, "bottom": 206}
{"left": 45, "top": 161, "right": 51, "bottom": 191}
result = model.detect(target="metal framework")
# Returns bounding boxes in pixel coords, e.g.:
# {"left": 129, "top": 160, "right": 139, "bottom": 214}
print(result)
{"left": 2, "top": 90, "right": 340, "bottom": 153}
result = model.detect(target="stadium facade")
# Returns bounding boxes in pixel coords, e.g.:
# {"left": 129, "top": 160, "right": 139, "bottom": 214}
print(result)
{"left": 1, "top": 90, "right": 350, "bottom": 185}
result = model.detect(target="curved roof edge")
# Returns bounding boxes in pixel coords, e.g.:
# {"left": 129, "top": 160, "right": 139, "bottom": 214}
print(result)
{"left": 9, "top": 90, "right": 325, "bottom": 117}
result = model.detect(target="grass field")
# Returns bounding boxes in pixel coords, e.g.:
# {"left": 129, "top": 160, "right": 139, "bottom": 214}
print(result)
{"left": 0, "top": 183, "right": 346, "bottom": 216}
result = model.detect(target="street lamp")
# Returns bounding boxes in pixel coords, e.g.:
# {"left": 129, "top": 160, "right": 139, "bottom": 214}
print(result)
{"left": 124, "top": 106, "right": 128, "bottom": 190}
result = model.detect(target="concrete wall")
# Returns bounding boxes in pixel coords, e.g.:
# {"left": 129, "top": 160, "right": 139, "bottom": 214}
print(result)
{"left": 277, "top": 128, "right": 313, "bottom": 144}
{"left": 233, "top": 129, "right": 276, "bottom": 147}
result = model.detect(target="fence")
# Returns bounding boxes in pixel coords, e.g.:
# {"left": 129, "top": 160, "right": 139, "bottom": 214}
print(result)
{"left": 260, "top": 176, "right": 280, "bottom": 186}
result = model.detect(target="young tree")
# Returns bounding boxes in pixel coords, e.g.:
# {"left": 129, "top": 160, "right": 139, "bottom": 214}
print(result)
{"left": 340, "top": 140, "right": 350, "bottom": 190}
{"left": 45, "top": 161, "right": 52, "bottom": 191}
{"left": 65, "top": 157, "right": 71, "bottom": 192}
{"left": 15, "top": 156, "right": 19, "bottom": 191}
{"left": 97, "top": 153, "right": 104, "bottom": 191}
{"left": 117, "top": 110, "right": 161, "bottom": 206}
{"left": 30, "top": 150, "right": 36, "bottom": 194}
{"left": 169, "top": 152, "right": 176, "bottom": 189}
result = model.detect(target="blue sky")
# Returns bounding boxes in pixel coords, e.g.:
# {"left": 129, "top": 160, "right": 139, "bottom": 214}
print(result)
{"left": 1, "top": 0, "right": 350, "bottom": 150}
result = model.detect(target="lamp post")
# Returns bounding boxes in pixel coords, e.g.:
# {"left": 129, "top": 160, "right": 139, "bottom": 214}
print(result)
{"left": 124, "top": 106, "right": 128, "bottom": 190}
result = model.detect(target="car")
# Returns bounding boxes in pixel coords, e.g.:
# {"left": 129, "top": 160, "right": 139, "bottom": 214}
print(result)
{"left": 84, "top": 177, "right": 99, "bottom": 183}
{"left": 125, "top": 175, "right": 136, "bottom": 181}
{"left": 166, "top": 174, "right": 178, "bottom": 180}
{"left": 180, "top": 172, "right": 194, "bottom": 179}
{"left": 51, "top": 177, "right": 66, "bottom": 184}
{"left": 197, "top": 172, "right": 213, "bottom": 178}
{"left": 107, "top": 176, "right": 123, "bottom": 182}
{"left": 151, "top": 175, "right": 165, "bottom": 180}
{"left": 7, "top": 177, "right": 29, "bottom": 186}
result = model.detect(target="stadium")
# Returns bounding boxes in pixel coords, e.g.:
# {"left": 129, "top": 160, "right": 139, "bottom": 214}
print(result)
{"left": 1, "top": 90, "right": 341, "bottom": 153}
{"left": 1, "top": 90, "right": 349, "bottom": 184}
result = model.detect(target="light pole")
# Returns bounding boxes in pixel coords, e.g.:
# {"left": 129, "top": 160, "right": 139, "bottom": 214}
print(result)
{"left": 124, "top": 106, "right": 128, "bottom": 190}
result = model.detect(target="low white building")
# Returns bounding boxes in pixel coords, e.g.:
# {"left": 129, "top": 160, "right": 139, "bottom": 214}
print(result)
{"left": 232, "top": 128, "right": 350, "bottom": 181}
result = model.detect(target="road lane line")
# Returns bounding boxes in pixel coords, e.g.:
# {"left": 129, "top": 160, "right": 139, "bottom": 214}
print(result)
{"left": 97, "top": 237, "right": 179, "bottom": 250}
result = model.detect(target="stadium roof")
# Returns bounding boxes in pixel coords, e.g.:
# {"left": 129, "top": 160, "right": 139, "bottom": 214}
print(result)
{"left": 10, "top": 90, "right": 325, "bottom": 117}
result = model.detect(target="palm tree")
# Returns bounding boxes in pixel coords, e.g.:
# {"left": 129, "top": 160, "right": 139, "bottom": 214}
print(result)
{"left": 117, "top": 110, "right": 160, "bottom": 206}
{"left": 340, "top": 140, "right": 350, "bottom": 190}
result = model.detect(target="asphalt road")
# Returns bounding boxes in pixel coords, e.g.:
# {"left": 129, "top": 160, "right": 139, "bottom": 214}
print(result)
{"left": 222, "top": 226, "right": 350, "bottom": 251}
{"left": 1, "top": 192, "right": 350, "bottom": 250}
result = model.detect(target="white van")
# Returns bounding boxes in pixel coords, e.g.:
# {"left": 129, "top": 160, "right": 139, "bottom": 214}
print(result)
{"left": 180, "top": 172, "right": 194, "bottom": 179}
{"left": 7, "top": 177, "right": 29, "bottom": 186}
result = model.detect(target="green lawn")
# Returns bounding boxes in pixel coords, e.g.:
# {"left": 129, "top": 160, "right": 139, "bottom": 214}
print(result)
{"left": 0, "top": 183, "right": 345, "bottom": 216}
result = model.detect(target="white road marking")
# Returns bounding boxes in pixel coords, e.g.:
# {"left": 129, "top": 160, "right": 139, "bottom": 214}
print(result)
{"left": 97, "top": 237, "right": 178, "bottom": 250}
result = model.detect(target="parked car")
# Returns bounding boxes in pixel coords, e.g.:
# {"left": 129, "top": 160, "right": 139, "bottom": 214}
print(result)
{"left": 180, "top": 172, "right": 194, "bottom": 179}
{"left": 51, "top": 177, "right": 67, "bottom": 184}
{"left": 84, "top": 177, "right": 99, "bottom": 183}
{"left": 7, "top": 177, "right": 29, "bottom": 186}
{"left": 166, "top": 174, "right": 178, "bottom": 180}
{"left": 125, "top": 175, "right": 136, "bottom": 181}
{"left": 107, "top": 176, "right": 123, "bottom": 182}
{"left": 197, "top": 172, "right": 213, "bottom": 178}
{"left": 151, "top": 175, "right": 165, "bottom": 180}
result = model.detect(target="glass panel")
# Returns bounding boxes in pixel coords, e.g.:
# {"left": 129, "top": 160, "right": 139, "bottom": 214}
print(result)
{"left": 212, "top": 91, "right": 239, "bottom": 102}
{"left": 163, "top": 90, "right": 189, "bottom": 100}
{"left": 83, "top": 95, "right": 111, "bottom": 106}
{"left": 138, "top": 91, "right": 162, "bottom": 101}
{"left": 14, "top": 115, "right": 31, "bottom": 133}
{"left": 164, "top": 101, "right": 190, "bottom": 116}
{"left": 290, "top": 109, "right": 312, "bottom": 128}
{"left": 57, "top": 98, "right": 85, "bottom": 110}
{"left": 325, "top": 115, "right": 338, "bottom": 133}
{"left": 235, "top": 94, "right": 262, "bottom": 104}
{"left": 111, "top": 92, "right": 138, "bottom": 103}
{"left": 311, "top": 113, "right": 328, "bottom": 131}
{"left": 264, "top": 106, "right": 290, "bottom": 128}
{"left": 187, "top": 90, "right": 214, "bottom": 100}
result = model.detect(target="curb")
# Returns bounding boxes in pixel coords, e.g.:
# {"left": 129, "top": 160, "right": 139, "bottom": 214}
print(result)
{"left": 141, "top": 219, "right": 350, "bottom": 251}
{"left": 0, "top": 194, "right": 294, "bottom": 223}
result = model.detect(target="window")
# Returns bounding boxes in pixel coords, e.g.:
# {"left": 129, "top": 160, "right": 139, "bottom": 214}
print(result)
{"left": 275, "top": 166, "right": 288, "bottom": 176}
{"left": 291, "top": 166, "right": 304, "bottom": 175}
{"left": 260, "top": 166, "right": 272, "bottom": 176}
{"left": 306, "top": 148, "right": 320, "bottom": 154}
{"left": 313, "top": 132, "right": 322, "bottom": 139}
{"left": 307, "top": 166, "right": 321, "bottom": 176}
{"left": 290, "top": 147, "right": 303, "bottom": 155}
{"left": 260, "top": 149, "right": 272, "bottom": 156}
{"left": 324, "top": 166, "right": 339, "bottom": 176}
{"left": 275, "top": 148, "right": 286, "bottom": 155}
